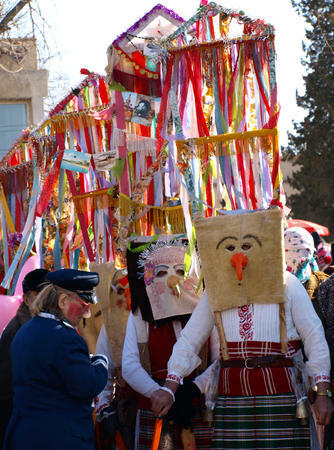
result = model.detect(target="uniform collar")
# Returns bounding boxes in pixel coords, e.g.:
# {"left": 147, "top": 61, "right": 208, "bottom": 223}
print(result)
{"left": 38, "top": 312, "right": 75, "bottom": 329}
{"left": 38, "top": 312, "right": 58, "bottom": 320}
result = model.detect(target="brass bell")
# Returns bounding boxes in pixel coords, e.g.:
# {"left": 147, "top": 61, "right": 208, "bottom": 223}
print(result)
{"left": 296, "top": 398, "right": 309, "bottom": 426}
{"left": 203, "top": 407, "right": 214, "bottom": 426}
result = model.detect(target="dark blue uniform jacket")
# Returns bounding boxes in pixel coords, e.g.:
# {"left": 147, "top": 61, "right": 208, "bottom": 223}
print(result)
{"left": 4, "top": 314, "right": 108, "bottom": 450}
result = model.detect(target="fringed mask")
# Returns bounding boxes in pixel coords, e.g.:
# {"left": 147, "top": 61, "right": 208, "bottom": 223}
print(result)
{"left": 194, "top": 208, "right": 285, "bottom": 312}
{"left": 284, "top": 227, "right": 319, "bottom": 283}
{"left": 138, "top": 241, "right": 201, "bottom": 321}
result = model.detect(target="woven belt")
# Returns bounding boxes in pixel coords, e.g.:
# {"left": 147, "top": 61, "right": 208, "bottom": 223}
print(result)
{"left": 221, "top": 355, "right": 294, "bottom": 369}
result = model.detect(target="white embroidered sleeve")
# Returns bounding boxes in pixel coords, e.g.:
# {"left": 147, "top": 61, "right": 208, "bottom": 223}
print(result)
{"left": 167, "top": 294, "right": 215, "bottom": 380}
{"left": 193, "top": 327, "right": 220, "bottom": 393}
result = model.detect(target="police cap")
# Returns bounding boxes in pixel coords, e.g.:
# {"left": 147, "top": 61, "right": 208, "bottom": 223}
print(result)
{"left": 22, "top": 269, "right": 50, "bottom": 294}
{"left": 46, "top": 269, "right": 99, "bottom": 303}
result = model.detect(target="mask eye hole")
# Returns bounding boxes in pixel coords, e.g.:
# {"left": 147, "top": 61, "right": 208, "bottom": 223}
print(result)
{"left": 176, "top": 269, "right": 184, "bottom": 277}
{"left": 241, "top": 243, "right": 252, "bottom": 251}
{"left": 156, "top": 270, "right": 168, "bottom": 278}
{"left": 226, "top": 244, "right": 235, "bottom": 252}
{"left": 117, "top": 287, "right": 125, "bottom": 295}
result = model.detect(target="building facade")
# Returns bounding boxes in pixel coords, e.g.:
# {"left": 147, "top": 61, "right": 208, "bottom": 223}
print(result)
{"left": 0, "top": 38, "right": 48, "bottom": 159}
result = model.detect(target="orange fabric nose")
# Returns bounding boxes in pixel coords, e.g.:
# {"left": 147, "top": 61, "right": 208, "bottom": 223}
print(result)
{"left": 231, "top": 253, "right": 248, "bottom": 281}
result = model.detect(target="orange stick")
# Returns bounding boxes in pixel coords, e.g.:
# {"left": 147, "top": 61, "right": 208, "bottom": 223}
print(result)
{"left": 151, "top": 418, "right": 163, "bottom": 450}
{"left": 115, "top": 430, "right": 127, "bottom": 450}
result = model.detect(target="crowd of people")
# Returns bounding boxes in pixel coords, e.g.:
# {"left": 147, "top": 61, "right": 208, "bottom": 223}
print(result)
{"left": 1, "top": 208, "right": 334, "bottom": 450}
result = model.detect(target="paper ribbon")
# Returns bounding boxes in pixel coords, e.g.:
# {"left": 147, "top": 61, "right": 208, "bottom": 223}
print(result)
{"left": 35, "top": 141, "right": 65, "bottom": 218}
{"left": 0, "top": 184, "right": 15, "bottom": 233}
{"left": 1, "top": 164, "right": 40, "bottom": 289}
{"left": 66, "top": 170, "right": 95, "bottom": 262}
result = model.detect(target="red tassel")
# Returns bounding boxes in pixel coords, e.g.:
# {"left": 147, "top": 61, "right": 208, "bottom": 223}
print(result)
{"left": 185, "top": 51, "right": 209, "bottom": 137}
{"left": 271, "top": 150, "right": 280, "bottom": 191}
{"left": 156, "top": 55, "right": 175, "bottom": 154}
{"left": 270, "top": 199, "right": 283, "bottom": 209}
{"left": 248, "top": 158, "right": 257, "bottom": 209}
{"left": 98, "top": 78, "right": 109, "bottom": 105}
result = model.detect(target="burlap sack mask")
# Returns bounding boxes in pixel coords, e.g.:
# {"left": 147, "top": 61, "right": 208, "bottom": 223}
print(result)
{"left": 90, "top": 262, "right": 130, "bottom": 367}
{"left": 194, "top": 208, "right": 285, "bottom": 312}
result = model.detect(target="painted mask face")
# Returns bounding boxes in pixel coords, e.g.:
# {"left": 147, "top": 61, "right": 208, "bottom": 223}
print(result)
{"left": 194, "top": 208, "right": 285, "bottom": 312}
{"left": 141, "top": 244, "right": 201, "bottom": 321}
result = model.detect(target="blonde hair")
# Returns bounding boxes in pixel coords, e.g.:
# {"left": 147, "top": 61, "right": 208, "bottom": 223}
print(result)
{"left": 30, "top": 284, "right": 71, "bottom": 318}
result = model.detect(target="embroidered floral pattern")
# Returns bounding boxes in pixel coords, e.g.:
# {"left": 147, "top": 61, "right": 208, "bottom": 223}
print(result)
{"left": 315, "top": 374, "right": 330, "bottom": 384}
{"left": 166, "top": 373, "right": 182, "bottom": 384}
{"left": 143, "top": 262, "right": 155, "bottom": 285}
{"left": 238, "top": 305, "right": 254, "bottom": 340}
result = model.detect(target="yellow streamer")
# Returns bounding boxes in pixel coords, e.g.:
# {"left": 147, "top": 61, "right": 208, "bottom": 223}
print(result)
{"left": 176, "top": 128, "right": 278, "bottom": 151}
{"left": 0, "top": 184, "right": 15, "bottom": 233}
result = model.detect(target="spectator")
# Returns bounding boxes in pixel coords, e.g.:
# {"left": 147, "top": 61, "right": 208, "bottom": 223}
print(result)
{"left": 3, "top": 269, "right": 108, "bottom": 450}
{"left": 314, "top": 274, "right": 334, "bottom": 449}
{"left": 0, "top": 268, "right": 49, "bottom": 448}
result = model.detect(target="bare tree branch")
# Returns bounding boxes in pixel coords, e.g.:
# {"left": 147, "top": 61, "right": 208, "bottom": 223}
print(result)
{"left": 0, "top": 0, "right": 32, "bottom": 33}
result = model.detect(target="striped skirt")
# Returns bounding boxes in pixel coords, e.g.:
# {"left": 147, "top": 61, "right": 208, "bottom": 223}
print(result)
{"left": 212, "top": 393, "right": 310, "bottom": 449}
{"left": 137, "top": 408, "right": 213, "bottom": 449}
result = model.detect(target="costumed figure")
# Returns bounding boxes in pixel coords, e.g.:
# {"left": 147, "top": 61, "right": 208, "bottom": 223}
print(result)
{"left": 285, "top": 226, "right": 330, "bottom": 448}
{"left": 313, "top": 274, "right": 334, "bottom": 449}
{"left": 3, "top": 269, "right": 108, "bottom": 450}
{"left": 122, "top": 240, "right": 216, "bottom": 449}
{"left": 152, "top": 208, "right": 333, "bottom": 449}
{"left": 311, "top": 231, "right": 333, "bottom": 274}
{"left": 92, "top": 262, "right": 135, "bottom": 450}
{"left": 0, "top": 269, "right": 49, "bottom": 448}
{"left": 285, "top": 226, "right": 329, "bottom": 301}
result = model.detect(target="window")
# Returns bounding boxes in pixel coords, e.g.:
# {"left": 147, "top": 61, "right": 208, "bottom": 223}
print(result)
{"left": 0, "top": 103, "right": 28, "bottom": 160}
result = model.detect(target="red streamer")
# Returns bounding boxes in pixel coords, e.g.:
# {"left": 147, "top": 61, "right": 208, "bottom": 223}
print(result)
{"left": 35, "top": 134, "right": 65, "bottom": 218}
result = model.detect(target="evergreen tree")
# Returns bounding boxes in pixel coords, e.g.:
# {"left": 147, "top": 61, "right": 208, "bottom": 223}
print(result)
{"left": 283, "top": 0, "right": 334, "bottom": 233}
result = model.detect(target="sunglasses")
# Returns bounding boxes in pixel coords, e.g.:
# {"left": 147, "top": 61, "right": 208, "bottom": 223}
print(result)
{"left": 67, "top": 293, "right": 90, "bottom": 312}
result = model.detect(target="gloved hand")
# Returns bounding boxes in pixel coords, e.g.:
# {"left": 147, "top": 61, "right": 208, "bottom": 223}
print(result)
{"left": 98, "top": 405, "right": 118, "bottom": 441}
{"left": 165, "top": 381, "right": 201, "bottom": 429}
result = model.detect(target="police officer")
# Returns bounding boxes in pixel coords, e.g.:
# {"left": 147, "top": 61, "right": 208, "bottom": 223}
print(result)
{"left": 4, "top": 269, "right": 108, "bottom": 450}
{"left": 0, "top": 268, "right": 49, "bottom": 449}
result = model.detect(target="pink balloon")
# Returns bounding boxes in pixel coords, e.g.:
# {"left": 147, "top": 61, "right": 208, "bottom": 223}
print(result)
{"left": 14, "top": 255, "right": 41, "bottom": 296}
{"left": 0, "top": 294, "right": 21, "bottom": 335}
{"left": 0, "top": 255, "right": 41, "bottom": 335}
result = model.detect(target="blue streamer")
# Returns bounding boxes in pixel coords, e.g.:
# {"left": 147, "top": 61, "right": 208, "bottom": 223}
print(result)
{"left": 169, "top": 146, "right": 255, "bottom": 215}
{"left": 0, "top": 204, "right": 9, "bottom": 274}
{"left": 9, "top": 225, "right": 36, "bottom": 295}
{"left": 53, "top": 169, "right": 65, "bottom": 270}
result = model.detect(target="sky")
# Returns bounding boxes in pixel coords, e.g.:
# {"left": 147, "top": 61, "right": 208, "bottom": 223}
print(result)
{"left": 39, "top": 0, "right": 308, "bottom": 146}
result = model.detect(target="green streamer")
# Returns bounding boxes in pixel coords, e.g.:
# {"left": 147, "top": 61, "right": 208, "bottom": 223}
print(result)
{"left": 184, "top": 225, "right": 197, "bottom": 279}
